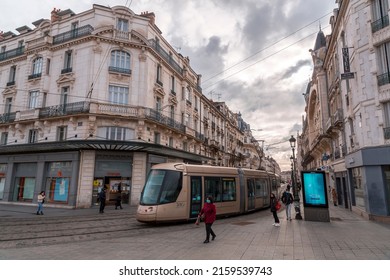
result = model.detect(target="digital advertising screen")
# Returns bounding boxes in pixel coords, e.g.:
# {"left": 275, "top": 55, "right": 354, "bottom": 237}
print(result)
{"left": 301, "top": 171, "right": 328, "bottom": 208}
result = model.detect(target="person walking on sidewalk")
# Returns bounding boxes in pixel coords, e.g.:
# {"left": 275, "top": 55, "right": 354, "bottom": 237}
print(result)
{"left": 98, "top": 186, "right": 107, "bottom": 213}
{"left": 331, "top": 187, "right": 338, "bottom": 206}
{"left": 270, "top": 192, "right": 280, "bottom": 226}
{"left": 281, "top": 186, "right": 294, "bottom": 221}
{"left": 199, "top": 196, "right": 217, "bottom": 243}
{"left": 36, "top": 191, "right": 46, "bottom": 215}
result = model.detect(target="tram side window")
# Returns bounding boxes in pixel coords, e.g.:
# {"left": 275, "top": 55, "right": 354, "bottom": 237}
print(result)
{"left": 222, "top": 178, "right": 236, "bottom": 201}
{"left": 204, "top": 177, "right": 221, "bottom": 202}
{"left": 247, "top": 178, "right": 255, "bottom": 197}
{"left": 255, "top": 178, "right": 267, "bottom": 197}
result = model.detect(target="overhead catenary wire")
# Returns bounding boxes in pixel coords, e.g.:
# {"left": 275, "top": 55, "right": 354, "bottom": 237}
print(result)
{"left": 1, "top": 9, "right": 335, "bottom": 111}
{"left": 201, "top": 11, "right": 333, "bottom": 87}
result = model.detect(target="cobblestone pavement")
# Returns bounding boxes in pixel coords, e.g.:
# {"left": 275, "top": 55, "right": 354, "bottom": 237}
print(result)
{"left": 1, "top": 202, "right": 390, "bottom": 260}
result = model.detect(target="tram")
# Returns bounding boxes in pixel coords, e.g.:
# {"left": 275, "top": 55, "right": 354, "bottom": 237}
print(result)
{"left": 136, "top": 163, "right": 281, "bottom": 223}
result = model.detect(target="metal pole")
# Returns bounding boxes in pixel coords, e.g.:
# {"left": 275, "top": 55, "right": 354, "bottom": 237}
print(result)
{"left": 292, "top": 146, "right": 302, "bottom": 220}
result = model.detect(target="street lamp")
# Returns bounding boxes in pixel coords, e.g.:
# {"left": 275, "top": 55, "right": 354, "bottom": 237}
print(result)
{"left": 289, "top": 135, "right": 302, "bottom": 220}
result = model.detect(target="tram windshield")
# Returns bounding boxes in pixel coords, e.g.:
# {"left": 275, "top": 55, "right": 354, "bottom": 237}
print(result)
{"left": 140, "top": 169, "right": 182, "bottom": 205}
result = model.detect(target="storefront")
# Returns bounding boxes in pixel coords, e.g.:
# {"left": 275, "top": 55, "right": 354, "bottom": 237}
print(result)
{"left": 93, "top": 153, "right": 133, "bottom": 205}
{"left": 0, "top": 140, "right": 211, "bottom": 209}
{"left": 0, "top": 151, "right": 80, "bottom": 207}
{"left": 345, "top": 146, "right": 390, "bottom": 221}
{"left": 0, "top": 164, "right": 7, "bottom": 200}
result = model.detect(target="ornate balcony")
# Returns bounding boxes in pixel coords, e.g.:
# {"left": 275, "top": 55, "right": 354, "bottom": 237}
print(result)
{"left": 0, "top": 46, "right": 25, "bottom": 62}
{"left": 53, "top": 25, "right": 94, "bottom": 45}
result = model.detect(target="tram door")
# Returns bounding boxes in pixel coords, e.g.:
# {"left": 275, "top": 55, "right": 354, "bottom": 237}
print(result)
{"left": 190, "top": 176, "right": 202, "bottom": 218}
{"left": 247, "top": 179, "right": 255, "bottom": 211}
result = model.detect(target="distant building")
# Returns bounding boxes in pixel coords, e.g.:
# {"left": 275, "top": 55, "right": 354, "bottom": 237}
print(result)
{"left": 0, "top": 5, "right": 275, "bottom": 208}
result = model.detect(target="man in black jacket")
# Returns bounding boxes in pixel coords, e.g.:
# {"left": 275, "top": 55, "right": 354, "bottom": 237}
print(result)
{"left": 281, "top": 186, "right": 294, "bottom": 221}
{"left": 98, "top": 187, "right": 107, "bottom": 213}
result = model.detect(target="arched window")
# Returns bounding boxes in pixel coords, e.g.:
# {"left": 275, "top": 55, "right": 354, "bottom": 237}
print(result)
{"left": 109, "top": 50, "right": 131, "bottom": 74}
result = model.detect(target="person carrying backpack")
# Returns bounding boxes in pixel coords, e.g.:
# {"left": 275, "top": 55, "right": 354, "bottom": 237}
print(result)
{"left": 281, "top": 185, "right": 294, "bottom": 221}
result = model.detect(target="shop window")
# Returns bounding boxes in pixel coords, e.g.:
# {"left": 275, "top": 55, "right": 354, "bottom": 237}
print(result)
{"left": 45, "top": 177, "right": 69, "bottom": 203}
{"left": 0, "top": 178, "right": 5, "bottom": 200}
{"left": 352, "top": 167, "right": 365, "bottom": 208}
{"left": 13, "top": 177, "right": 35, "bottom": 202}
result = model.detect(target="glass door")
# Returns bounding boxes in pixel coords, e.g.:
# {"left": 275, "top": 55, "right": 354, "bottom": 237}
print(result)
{"left": 190, "top": 176, "right": 202, "bottom": 218}
{"left": 247, "top": 179, "right": 255, "bottom": 211}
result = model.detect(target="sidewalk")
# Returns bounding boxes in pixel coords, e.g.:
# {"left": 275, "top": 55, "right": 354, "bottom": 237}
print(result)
{"left": 1, "top": 202, "right": 390, "bottom": 259}
{"left": 0, "top": 202, "right": 135, "bottom": 218}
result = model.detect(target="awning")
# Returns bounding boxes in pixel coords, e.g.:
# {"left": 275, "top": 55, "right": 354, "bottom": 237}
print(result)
{"left": 0, "top": 140, "right": 213, "bottom": 163}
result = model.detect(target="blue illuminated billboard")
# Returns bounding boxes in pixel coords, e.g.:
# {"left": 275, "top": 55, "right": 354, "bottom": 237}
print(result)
{"left": 301, "top": 171, "right": 328, "bottom": 208}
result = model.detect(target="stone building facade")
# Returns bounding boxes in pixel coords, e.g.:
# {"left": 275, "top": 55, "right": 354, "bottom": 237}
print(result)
{"left": 300, "top": 0, "right": 390, "bottom": 222}
{"left": 0, "top": 5, "right": 269, "bottom": 208}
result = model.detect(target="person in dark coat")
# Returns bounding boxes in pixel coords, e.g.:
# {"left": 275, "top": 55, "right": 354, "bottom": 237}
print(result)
{"left": 115, "top": 183, "right": 123, "bottom": 210}
{"left": 98, "top": 186, "right": 107, "bottom": 213}
{"left": 270, "top": 192, "right": 280, "bottom": 227}
{"left": 199, "top": 196, "right": 217, "bottom": 243}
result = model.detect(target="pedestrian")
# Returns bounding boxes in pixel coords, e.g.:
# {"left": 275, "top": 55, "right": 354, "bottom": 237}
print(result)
{"left": 281, "top": 186, "right": 294, "bottom": 221}
{"left": 270, "top": 192, "right": 280, "bottom": 226}
{"left": 198, "top": 195, "right": 216, "bottom": 243}
{"left": 37, "top": 191, "right": 45, "bottom": 215}
{"left": 331, "top": 187, "right": 338, "bottom": 206}
{"left": 115, "top": 183, "right": 123, "bottom": 210}
{"left": 98, "top": 186, "right": 107, "bottom": 213}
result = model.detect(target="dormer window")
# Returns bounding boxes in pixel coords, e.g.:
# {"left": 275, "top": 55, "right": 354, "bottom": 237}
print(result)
{"left": 117, "top": 18, "right": 129, "bottom": 32}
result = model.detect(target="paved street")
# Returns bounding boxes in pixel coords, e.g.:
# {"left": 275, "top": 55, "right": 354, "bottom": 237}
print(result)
{"left": 0, "top": 202, "right": 390, "bottom": 260}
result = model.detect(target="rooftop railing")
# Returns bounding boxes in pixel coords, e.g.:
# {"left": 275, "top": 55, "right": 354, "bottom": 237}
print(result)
{"left": 53, "top": 25, "right": 94, "bottom": 45}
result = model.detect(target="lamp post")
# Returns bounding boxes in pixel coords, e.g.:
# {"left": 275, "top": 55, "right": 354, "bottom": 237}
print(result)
{"left": 289, "top": 135, "right": 302, "bottom": 220}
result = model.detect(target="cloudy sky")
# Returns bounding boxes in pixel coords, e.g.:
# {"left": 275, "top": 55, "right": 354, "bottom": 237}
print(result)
{"left": 1, "top": 0, "right": 337, "bottom": 170}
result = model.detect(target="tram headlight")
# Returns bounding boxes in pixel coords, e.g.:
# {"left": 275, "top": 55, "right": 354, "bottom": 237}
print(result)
{"left": 138, "top": 205, "right": 156, "bottom": 214}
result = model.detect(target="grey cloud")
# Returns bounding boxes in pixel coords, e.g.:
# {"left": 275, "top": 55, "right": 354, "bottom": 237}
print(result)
{"left": 281, "top": 59, "right": 311, "bottom": 80}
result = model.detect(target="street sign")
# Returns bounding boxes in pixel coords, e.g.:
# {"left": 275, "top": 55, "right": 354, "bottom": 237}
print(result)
{"left": 341, "top": 72, "right": 354, "bottom": 79}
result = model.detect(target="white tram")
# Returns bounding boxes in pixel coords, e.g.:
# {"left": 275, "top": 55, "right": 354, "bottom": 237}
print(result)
{"left": 136, "top": 163, "right": 281, "bottom": 223}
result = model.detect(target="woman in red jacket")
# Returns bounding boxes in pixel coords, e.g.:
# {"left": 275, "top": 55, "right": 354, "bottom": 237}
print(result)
{"left": 199, "top": 196, "right": 217, "bottom": 243}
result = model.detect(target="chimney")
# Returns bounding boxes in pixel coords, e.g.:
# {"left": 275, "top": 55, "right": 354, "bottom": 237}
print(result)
{"left": 0, "top": 31, "right": 4, "bottom": 42}
{"left": 51, "top": 8, "right": 61, "bottom": 22}
{"left": 141, "top": 11, "right": 156, "bottom": 25}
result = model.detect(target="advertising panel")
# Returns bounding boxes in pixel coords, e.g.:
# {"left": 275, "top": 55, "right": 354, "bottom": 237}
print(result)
{"left": 301, "top": 171, "right": 328, "bottom": 208}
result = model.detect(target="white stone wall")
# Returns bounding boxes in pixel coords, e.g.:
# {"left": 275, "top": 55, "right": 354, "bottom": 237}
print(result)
{"left": 131, "top": 152, "right": 147, "bottom": 205}
{"left": 76, "top": 150, "right": 96, "bottom": 208}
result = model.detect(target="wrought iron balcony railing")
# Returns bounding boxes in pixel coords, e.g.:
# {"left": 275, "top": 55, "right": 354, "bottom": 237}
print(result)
{"left": 377, "top": 72, "right": 390, "bottom": 86}
{"left": 148, "top": 39, "right": 183, "bottom": 75}
{"left": 145, "top": 108, "right": 185, "bottom": 133}
{"left": 53, "top": 25, "right": 94, "bottom": 45}
{"left": 0, "top": 112, "right": 16, "bottom": 124}
{"left": 108, "top": 66, "right": 131, "bottom": 75}
{"left": 372, "top": 15, "right": 389, "bottom": 33}
{"left": 0, "top": 46, "right": 25, "bottom": 62}
{"left": 39, "top": 101, "right": 90, "bottom": 118}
